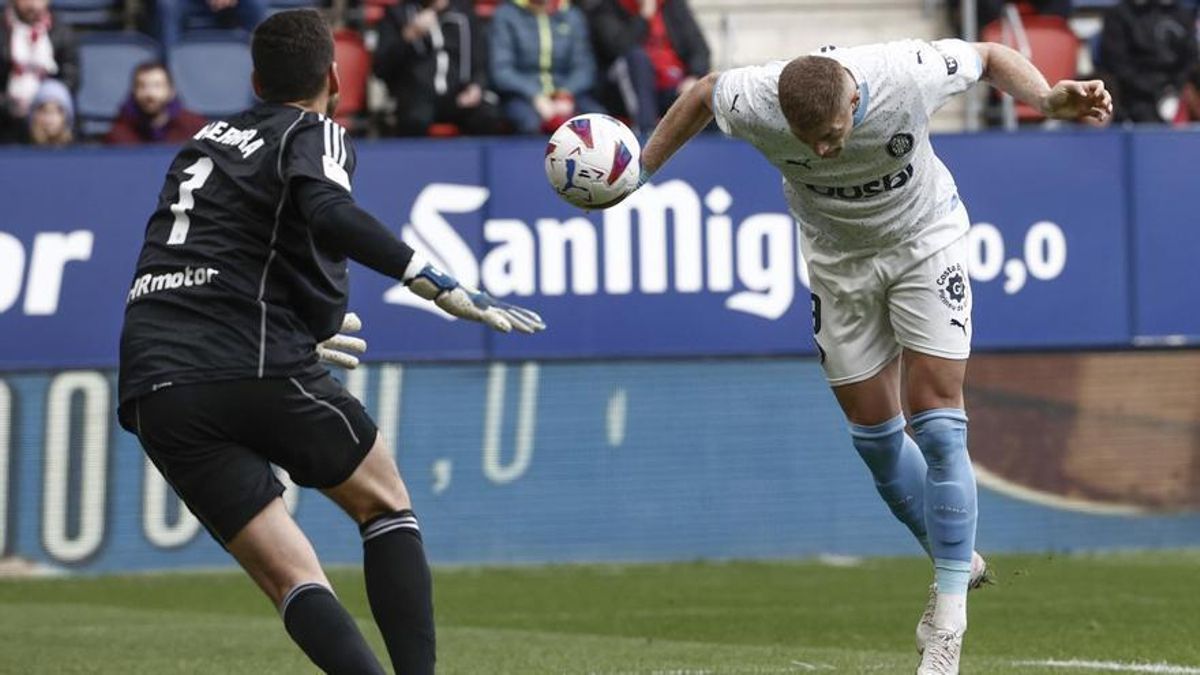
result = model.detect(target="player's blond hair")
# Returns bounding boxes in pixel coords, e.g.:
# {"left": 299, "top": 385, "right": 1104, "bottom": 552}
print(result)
{"left": 778, "top": 56, "right": 851, "bottom": 133}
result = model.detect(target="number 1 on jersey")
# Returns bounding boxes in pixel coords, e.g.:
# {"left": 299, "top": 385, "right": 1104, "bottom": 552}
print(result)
{"left": 167, "top": 157, "right": 214, "bottom": 245}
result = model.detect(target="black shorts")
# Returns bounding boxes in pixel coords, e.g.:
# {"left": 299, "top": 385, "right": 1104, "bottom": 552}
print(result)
{"left": 118, "top": 371, "right": 378, "bottom": 546}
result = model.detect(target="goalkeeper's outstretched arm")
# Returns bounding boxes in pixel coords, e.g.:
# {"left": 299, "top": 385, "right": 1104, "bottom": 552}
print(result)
{"left": 292, "top": 177, "right": 546, "bottom": 335}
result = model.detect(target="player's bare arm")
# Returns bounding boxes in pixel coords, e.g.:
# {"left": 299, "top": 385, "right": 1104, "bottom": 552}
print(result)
{"left": 640, "top": 70, "right": 719, "bottom": 177}
{"left": 972, "top": 42, "right": 1113, "bottom": 125}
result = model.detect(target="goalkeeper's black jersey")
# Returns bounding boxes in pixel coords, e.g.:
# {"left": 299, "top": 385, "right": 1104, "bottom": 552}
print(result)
{"left": 118, "top": 103, "right": 358, "bottom": 405}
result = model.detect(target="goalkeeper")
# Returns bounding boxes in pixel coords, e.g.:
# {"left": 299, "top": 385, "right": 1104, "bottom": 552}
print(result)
{"left": 116, "top": 10, "right": 543, "bottom": 675}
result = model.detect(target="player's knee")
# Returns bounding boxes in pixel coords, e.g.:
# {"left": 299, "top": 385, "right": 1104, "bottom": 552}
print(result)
{"left": 907, "top": 375, "right": 963, "bottom": 412}
{"left": 911, "top": 408, "right": 969, "bottom": 464}
{"left": 331, "top": 438, "right": 413, "bottom": 524}
{"left": 849, "top": 414, "right": 907, "bottom": 475}
{"left": 340, "top": 475, "right": 411, "bottom": 525}
{"left": 352, "top": 495, "right": 409, "bottom": 525}
{"left": 904, "top": 354, "right": 966, "bottom": 411}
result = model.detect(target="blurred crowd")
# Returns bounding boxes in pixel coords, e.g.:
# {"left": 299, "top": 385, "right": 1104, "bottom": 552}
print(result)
{"left": 961, "top": 0, "right": 1200, "bottom": 123}
{"left": 0, "top": 0, "right": 712, "bottom": 146}
{"left": 3, "top": 0, "right": 1199, "bottom": 149}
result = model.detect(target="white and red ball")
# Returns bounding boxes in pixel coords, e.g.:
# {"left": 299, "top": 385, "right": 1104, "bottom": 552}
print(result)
{"left": 544, "top": 114, "right": 641, "bottom": 209}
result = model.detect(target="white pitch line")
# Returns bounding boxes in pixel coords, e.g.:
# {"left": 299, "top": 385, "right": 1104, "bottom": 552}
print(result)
{"left": 1013, "top": 659, "right": 1200, "bottom": 673}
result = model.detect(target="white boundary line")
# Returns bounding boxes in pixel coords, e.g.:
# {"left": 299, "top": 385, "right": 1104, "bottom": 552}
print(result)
{"left": 1013, "top": 659, "right": 1200, "bottom": 673}
{"left": 973, "top": 464, "right": 1148, "bottom": 516}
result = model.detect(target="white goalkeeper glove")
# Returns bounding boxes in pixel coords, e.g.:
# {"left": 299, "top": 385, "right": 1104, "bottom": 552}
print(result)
{"left": 317, "top": 312, "right": 368, "bottom": 369}
{"left": 404, "top": 256, "right": 546, "bottom": 334}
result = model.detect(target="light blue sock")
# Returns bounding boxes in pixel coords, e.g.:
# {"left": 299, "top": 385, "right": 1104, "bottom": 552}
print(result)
{"left": 934, "top": 558, "right": 972, "bottom": 596}
{"left": 850, "top": 414, "right": 932, "bottom": 556}
{"left": 911, "top": 408, "right": 977, "bottom": 595}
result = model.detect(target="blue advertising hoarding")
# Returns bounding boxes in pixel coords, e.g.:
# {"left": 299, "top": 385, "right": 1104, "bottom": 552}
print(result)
{"left": 3, "top": 358, "right": 1199, "bottom": 573}
{"left": 1129, "top": 130, "right": 1200, "bottom": 342}
{"left": 935, "top": 131, "right": 1132, "bottom": 348}
{"left": 0, "top": 129, "right": 1194, "bottom": 370}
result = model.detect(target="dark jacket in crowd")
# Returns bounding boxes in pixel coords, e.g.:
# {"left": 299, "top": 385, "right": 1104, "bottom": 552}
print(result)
{"left": 583, "top": 0, "right": 709, "bottom": 76}
{"left": 375, "top": 0, "right": 487, "bottom": 107}
{"left": 1099, "top": 0, "right": 1199, "bottom": 121}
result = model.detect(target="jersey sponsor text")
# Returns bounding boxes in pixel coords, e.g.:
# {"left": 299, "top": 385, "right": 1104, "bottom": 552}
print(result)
{"left": 127, "top": 266, "right": 220, "bottom": 302}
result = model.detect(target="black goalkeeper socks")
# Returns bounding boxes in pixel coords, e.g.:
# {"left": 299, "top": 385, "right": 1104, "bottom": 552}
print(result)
{"left": 280, "top": 582, "right": 387, "bottom": 675}
{"left": 361, "top": 509, "right": 436, "bottom": 675}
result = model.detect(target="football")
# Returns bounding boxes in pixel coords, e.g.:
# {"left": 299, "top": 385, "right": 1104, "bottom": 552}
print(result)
{"left": 544, "top": 114, "right": 641, "bottom": 209}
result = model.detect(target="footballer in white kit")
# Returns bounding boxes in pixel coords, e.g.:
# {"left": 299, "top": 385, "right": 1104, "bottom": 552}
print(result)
{"left": 623, "top": 37, "right": 1111, "bottom": 675}
{"left": 713, "top": 40, "right": 980, "bottom": 385}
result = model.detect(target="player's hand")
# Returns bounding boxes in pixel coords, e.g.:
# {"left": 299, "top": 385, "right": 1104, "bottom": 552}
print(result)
{"left": 317, "top": 312, "right": 367, "bottom": 369}
{"left": 403, "top": 8, "right": 438, "bottom": 41}
{"left": 1040, "top": 80, "right": 1112, "bottom": 126}
{"left": 533, "top": 95, "right": 557, "bottom": 122}
{"left": 406, "top": 262, "right": 546, "bottom": 334}
{"left": 457, "top": 83, "right": 483, "bottom": 108}
{"left": 591, "top": 163, "right": 652, "bottom": 210}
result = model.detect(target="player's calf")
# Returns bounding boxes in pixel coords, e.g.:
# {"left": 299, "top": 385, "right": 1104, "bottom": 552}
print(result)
{"left": 281, "top": 582, "right": 388, "bottom": 675}
{"left": 361, "top": 509, "right": 436, "bottom": 675}
{"left": 849, "top": 414, "right": 931, "bottom": 555}
{"left": 227, "top": 499, "right": 386, "bottom": 674}
{"left": 324, "top": 439, "right": 436, "bottom": 674}
{"left": 911, "top": 408, "right": 977, "bottom": 633}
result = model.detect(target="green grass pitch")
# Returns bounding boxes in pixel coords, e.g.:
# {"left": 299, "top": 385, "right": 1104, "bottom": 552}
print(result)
{"left": 2, "top": 551, "right": 1198, "bottom": 673}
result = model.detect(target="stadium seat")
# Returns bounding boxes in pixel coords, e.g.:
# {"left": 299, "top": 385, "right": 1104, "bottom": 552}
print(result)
{"left": 75, "top": 32, "right": 162, "bottom": 137}
{"left": 427, "top": 122, "right": 461, "bottom": 137}
{"left": 333, "top": 28, "right": 370, "bottom": 129}
{"left": 169, "top": 32, "right": 256, "bottom": 119}
{"left": 362, "top": 0, "right": 399, "bottom": 24}
{"left": 982, "top": 15, "right": 1080, "bottom": 122}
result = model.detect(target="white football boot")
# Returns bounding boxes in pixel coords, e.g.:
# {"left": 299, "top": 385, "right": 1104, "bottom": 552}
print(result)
{"left": 916, "top": 551, "right": 990, "bottom": 654}
{"left": 916, "top": 629, "right": 963, "bottom": 675}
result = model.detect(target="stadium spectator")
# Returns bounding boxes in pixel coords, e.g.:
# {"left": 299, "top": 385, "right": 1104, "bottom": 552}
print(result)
{"left": 25, "top": 77, "right": 71, "bottom": 145}
{"left": 0, "top": 0, "right": 78, "bottom": 143}
{"left": 374, "top": 0, "right": 506, "bottom": 136}
{"left": 153, "top": 0, "right": 267, "bottom": 54}
{"left": 489, "top": 0, "right": 602, "bottom": 134}
{"left": 582, "top": 0, "right": 709, "bottom": 135}
{"left": 1098, "top": 0, "right": 1199, "bottom": 123}
{"left": 1182, "top": 65, "right": 1200, "bottom": 121}
{"left": 105, "top": 61, "right": 207, "bottom": 144}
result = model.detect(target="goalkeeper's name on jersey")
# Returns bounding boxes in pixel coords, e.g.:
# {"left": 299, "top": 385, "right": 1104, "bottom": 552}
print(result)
{"left": 127, "top": 266, "right": 220, "bottom": 303}
{"left": 192, "top": 120, "right": 266, "bottom": 159}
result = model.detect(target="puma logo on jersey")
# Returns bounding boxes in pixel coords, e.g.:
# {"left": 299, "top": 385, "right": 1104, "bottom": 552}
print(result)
{"left": 730, "top": 94, "right": 740, "bottom": 113}
{"left": 803, "top": 164, "right": 915, "bottom": 200}
{"left": 785, "top": 157, "right": 813, "bottom": 170}
{"left": 193, "top": 121, "right": 265, "bottom": 159}
{"left": 950, "top": 317, "right": 969, "bottom": 335}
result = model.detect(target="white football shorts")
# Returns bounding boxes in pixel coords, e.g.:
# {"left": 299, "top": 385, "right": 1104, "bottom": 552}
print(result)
{"left": 806, "top": 205, "right": 973, "bottom": 386}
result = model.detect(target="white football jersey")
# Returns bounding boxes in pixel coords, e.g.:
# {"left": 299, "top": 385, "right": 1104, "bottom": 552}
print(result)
{"left": 711, "top": 39, "right": 983, "bottom": 267}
